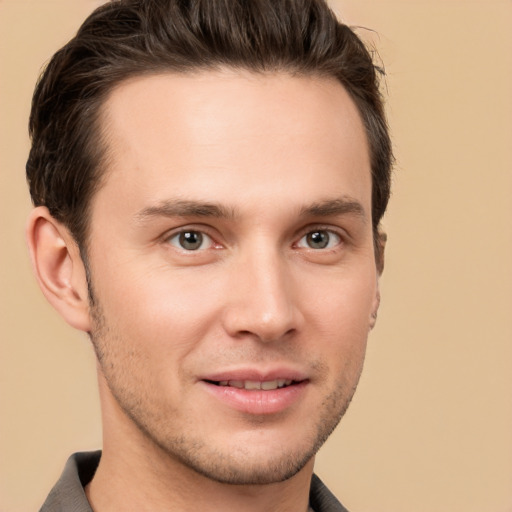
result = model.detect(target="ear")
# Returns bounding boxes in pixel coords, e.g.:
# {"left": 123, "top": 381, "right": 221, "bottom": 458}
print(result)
{"left": 26, "top": 206, "right": 92, "bottom": 332}
{"left": 370, "top": 229, "right": 387, "bottom": 330}
{"left": 369, "top": 283, "right": 381, "bottom": 330}
{"left": 375, "top": 229, "right": 387, "bottom": 276}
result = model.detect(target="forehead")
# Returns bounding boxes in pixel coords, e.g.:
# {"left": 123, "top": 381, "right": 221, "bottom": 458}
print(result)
{"left": 93, "top": 70, "right": 371, "bottom": 221}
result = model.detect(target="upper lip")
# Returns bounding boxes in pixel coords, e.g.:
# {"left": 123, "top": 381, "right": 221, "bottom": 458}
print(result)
{"left": 200, "top": 367, "right": 308, "bottom": 383}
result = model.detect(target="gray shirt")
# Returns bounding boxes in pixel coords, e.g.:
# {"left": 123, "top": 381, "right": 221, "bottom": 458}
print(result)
{"left": 40, "top": 451, "right": 349, "bottom": 512}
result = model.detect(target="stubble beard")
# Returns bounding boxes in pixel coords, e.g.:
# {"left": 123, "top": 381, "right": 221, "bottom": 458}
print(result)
{"left": 88, "top": 292, "right": 363, "bottom": 486}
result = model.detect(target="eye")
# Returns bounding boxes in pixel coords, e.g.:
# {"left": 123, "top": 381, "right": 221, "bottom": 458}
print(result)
{"left": 167, "top": 230, "right": 213, "bottom": 251}
{"left": 297, "top": 229, "right": 341, "bottom": 250}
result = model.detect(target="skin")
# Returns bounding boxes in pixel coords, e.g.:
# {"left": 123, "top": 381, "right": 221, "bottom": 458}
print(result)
{"left": 27, "top": 71, "right": 381, "bottom": 512}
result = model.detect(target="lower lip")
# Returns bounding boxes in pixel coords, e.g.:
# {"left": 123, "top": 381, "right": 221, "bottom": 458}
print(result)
{"left": 201, "top": 381, "right": 308, "bottom": 415}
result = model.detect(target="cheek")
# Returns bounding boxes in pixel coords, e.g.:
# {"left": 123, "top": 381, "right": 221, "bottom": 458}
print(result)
{"left": 91, "top": 261, "right": 223, "bottom": 362}
{"left": 300, "top": 269, "right": 375, "bottom": 370}
{"left": 304, "top": 269, "right": 376, "bottom": 330}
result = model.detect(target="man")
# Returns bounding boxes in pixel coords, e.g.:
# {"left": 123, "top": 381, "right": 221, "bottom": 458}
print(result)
{"left": 26, "top": 0, "right": 392, "bottom": 510}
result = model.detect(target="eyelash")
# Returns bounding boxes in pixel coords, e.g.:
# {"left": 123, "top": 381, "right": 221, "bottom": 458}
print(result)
{"left": 163, "top": 225, "right": 345, "bottom": 253}
{"left": 165, "top": 228, "right": 219, "bottom": 252}
{"left": 295, "top": 228, "right": 343, "bottom": 251}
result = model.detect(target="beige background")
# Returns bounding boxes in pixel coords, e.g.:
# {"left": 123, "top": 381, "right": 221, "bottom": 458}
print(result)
{"left": 1, "top": 0, "right": 511, "bottom": 511}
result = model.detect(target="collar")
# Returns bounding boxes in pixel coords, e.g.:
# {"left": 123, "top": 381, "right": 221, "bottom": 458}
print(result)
{"left": 40, "top": 451, "right": 349, "bottom": 512}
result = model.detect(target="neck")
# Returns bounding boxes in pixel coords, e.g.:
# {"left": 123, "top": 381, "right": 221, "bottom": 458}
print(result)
{"left": 87, "top": 453, "right": 314, "bottom": 512}
{"left": 86, "top": 441, "right": 314, "bottom": 512}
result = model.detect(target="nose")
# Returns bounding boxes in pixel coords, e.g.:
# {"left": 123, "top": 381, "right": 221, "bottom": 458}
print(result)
{"left": 221, "top": 247, "right": 303, "bottom": 343}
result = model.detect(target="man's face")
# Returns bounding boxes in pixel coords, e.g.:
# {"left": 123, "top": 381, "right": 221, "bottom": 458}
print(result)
{"left": 86, "top": 71, "right": 379, "bottom": 484}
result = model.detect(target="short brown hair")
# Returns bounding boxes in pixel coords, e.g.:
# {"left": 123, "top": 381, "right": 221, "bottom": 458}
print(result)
{"left": 27, "top": 0, "right": 392, "bottom": 259}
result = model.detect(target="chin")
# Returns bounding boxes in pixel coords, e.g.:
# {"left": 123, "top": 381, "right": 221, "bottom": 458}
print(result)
{"left": 152, "top": 405, "right": 345, "bottom": 486}
{"left": 170, "top": 443, "right": 317, "bottom": 485}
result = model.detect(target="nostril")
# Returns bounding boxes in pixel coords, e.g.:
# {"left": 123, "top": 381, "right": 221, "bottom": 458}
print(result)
{"left": 232, "top": 328, "right": 296, "bottom": 344}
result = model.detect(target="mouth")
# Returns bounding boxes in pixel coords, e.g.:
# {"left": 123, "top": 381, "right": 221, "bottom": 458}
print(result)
{"left": 200, "top": 374, "right": 309, "bottom": 414}
{"left": 204, "top": 379, "right": 297, "bottom": 390}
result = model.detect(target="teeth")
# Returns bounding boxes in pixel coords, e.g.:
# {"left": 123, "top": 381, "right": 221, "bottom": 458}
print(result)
{"left": 216, "top": 379, "right": 294, "bottom": 390}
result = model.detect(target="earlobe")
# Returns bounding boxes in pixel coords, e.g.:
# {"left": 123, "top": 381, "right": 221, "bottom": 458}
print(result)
{"left": 26, "top": 207, "right": 91, "bottom": 332}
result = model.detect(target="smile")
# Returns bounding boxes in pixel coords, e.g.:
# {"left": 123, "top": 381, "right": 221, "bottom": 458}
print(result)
{"left": 201, "top": 375, "right": 308, "bottom": 415}
{"left": 207, "top": 379, "right": 295, "bottom": 390}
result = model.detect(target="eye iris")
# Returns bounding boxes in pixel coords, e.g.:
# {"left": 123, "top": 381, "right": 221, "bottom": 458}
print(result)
{"left": 307, "top": 231, "right": 329, "bottom": 249}
{"left": 179, "top": 231, "right": 203, "bottom": 250}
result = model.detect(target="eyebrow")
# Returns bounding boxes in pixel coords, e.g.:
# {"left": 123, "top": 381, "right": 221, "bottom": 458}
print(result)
{"left": 300, "top": 198, "right": 367, "bottom": 222}
{"left": 134, "top": 199, "right": 237, "bottom": 223}
{"left": 134, "top": 197, "right": 367, "bottom": 224}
